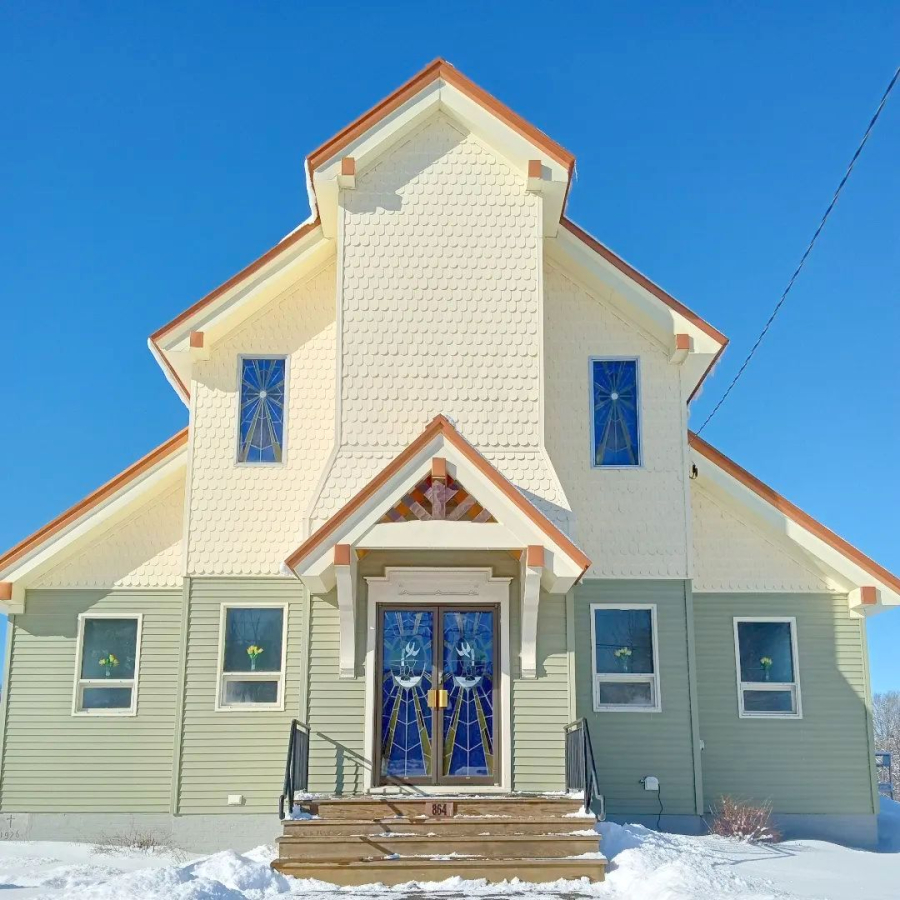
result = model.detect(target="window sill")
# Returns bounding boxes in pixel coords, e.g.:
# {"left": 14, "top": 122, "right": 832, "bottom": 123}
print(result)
{"left": 592, "top": 705, "right": 662, "bottom": 714}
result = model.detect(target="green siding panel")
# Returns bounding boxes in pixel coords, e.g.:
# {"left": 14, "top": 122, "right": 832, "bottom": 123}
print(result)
{"left": 177, "top": 578, "right": 304, "bottom": 814}
{"left": 511, "top": 592, "right": 569, "bottom": 792}
{"left": 0, "top": 589, "right": 182, "bottom": 813}
{"left": 694, "top": 593, "right": 876, "bottom": 815}
{"left": 574, "top": 580, "right": 697, "bottom": 815}
{"left": 305, "top": 590, "right": 367, "bottom": 794}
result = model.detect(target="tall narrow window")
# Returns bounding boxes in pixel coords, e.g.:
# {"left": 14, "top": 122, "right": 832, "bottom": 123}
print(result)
{"left": 734, "top": 618, "right": 801, "bottom": 718}
{"left": 238, "top": 357, "right": 286, "bottom": 463}
{"left": 591, "top": 604, "right": 660, "bottom": 711}
{"left": 73, "top": 615, "right": 142, "bottom": 715}
{"left": 217, "top": 605, "right": 287, "bottom": 710}
{"left": 591, "top": 359, "right": 641, "bottom": 467}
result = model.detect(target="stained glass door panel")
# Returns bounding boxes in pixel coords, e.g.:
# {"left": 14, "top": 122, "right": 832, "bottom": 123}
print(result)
{"left": 440, "top": 609, "right": 496, "bottom": 781}
{"left": 379, "top": 609, "right": 434, "bottom": 781}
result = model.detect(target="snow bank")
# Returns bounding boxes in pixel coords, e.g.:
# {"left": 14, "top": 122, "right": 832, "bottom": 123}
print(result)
{"left": 0, "top": 820, "right": 898, "bottom": 899}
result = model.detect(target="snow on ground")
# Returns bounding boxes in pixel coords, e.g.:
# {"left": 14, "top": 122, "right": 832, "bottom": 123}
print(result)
{"left": 0, "top": 800, "right": 898, "bottom": 899}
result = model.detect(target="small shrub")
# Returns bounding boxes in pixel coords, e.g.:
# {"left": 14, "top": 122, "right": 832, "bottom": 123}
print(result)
{"left": 93, "top": 829, "right": 187, "bottom": 862}
{"left": 709, "top": 796, "right": 781, "bottom": 843}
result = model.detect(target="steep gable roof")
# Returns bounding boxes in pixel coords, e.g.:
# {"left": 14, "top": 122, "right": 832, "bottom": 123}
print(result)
{"left": 149, "top": 59, "right": 727, "bottom": 404}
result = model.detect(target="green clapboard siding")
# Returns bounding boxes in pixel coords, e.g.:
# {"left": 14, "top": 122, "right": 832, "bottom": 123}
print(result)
{"left": 574, "top": 580, "right": 697, "bottom": 815}
{"left": 0, "top": 589, "right": 182, "bottom": 813}
{"left": 511, "top": 591, "right": 569, "bottom": 792}
{"left": 694, "top": 593, "right": 876, "bottom": 815}
{"left": 177, "top": 578, "right": 304, "bottom": 814}
{"left": 305, "top": 589, "right": 368, "bottom": 794}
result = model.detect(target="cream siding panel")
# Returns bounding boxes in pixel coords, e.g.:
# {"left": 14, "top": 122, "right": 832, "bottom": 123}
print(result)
{"left": 177, "top": 578, "right": 304, "bottom": 813}
{"left": 311, "top": 112, "right": 569, "bottom": 528}
{"left": 544, "top": 263, "right": 689, "bottom": 577}
{"left": 692, "top": 483, "right": 836, "bottom": 593}
{"left": 31, "top": 483, "right": 184, "bottom": 589}
{"left": 0, "top": 589, "right": 181, "bottom": 813}
{"left": 574, "top": 580, "right": 698, "bottom": 814}
{"left": 694, "top": 593, "right": 876, "bottom": 814}
{"left": 187, "top": 262, "right": 336, "bottom": 575}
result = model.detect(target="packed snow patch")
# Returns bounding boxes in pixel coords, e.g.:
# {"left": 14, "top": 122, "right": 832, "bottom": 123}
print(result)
{"left": 0, "top": 807, "right": 898, "bottom": 899}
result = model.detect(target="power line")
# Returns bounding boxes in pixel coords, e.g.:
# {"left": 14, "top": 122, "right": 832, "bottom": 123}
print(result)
{"left": 696, "top": 64, "right": 900, "bottom": 435}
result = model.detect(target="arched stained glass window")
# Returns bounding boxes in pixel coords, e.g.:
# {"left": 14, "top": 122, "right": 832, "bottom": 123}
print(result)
{"left": 591, "top": 359, "right": 641, "bottom": 467}
{"left": 238, "top": 357, "right": 286, "bottom": 463}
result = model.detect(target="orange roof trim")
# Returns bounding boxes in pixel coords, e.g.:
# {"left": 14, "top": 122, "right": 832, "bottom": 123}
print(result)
{"left": 690, "top": 431, "right": 900, "bottom": 595}
{"left": 285, "top": 414, "right": 591, "bottom": 574}
{"left": 307, "top": 58, "right": 575, "bottom": 173}
{"left": 0, "top": 428, "right": 189, "bottom": 575}
{"left": 561, "top": 219, "right": 728, "bottom": 401}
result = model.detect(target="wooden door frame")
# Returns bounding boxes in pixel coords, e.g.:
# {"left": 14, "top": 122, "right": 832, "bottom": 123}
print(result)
{"left": 364, "top": 568, "right": 512, "bottom": 792}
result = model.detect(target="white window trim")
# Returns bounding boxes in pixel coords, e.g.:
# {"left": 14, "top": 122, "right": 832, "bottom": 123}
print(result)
{"left": 590, "top": 602, "right": 661, "bottom": 713}
{"left": 733, "top": 616, "right": 802, "bottom": 720}
{"left": 234, "top": 354, "right": 290, "bottom": 467}
{"left": 72, "top": 612, "right": 143, "bottom": 717}
{"left": 588, "top": 356, "right": 643, "bottom": 469}
{"left": 215, "top": 602, "right": 288, "bottom": 712}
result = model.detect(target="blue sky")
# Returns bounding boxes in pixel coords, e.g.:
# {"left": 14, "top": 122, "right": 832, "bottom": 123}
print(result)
{"left": 1, "top": 2, "right": 898, "bottom": 688}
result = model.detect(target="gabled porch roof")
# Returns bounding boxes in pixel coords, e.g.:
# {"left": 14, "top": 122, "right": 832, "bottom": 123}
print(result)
{"left": 283, "top": 415, "right": 591, "bottom": 679}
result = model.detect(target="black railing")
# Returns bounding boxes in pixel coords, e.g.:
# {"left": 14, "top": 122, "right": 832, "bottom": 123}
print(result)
{"left": 278, "top": 719, "right": 310, "bottom": 819}
{"left": 564, "top": 718, "right": 603, "bottom": 817}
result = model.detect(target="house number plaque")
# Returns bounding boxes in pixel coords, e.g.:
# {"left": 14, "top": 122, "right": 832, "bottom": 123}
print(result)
{"left": 426, "top": 801, "right": 455, "bottom": 818}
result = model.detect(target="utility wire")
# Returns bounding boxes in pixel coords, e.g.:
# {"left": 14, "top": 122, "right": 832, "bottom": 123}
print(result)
{"left": 696, "top": 64, "right": 900, "bottom": 435}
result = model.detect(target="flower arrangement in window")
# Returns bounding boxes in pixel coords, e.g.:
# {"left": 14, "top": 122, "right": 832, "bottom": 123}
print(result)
{"left": 614, "top": 646, "right": 633, "bottom": 673}
{"left": 247, "top": 645, "right": 264, "bottom": 672}
{"left": 759, "top": 656, "right": 773, "bottom": 681}
{"left": 98, "top": 654, "right": 119, "bottom": 677}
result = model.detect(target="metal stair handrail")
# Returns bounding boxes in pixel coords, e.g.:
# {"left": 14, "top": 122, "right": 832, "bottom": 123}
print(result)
{"left": 564, "top": 718, "right": 604, "bottom": 818}
{"left": 278, "top": 719, "right": 310, "bottom": 820}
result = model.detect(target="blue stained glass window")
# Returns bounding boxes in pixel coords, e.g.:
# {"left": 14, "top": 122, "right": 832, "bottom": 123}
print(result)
{"left": 239, "top": 358, "right": 286, "bottom": 463}
{"left": 591, "top": 359, "right": 640, "bottom": 466}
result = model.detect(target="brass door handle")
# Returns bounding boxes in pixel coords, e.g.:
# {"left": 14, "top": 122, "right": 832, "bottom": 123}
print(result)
{"left": 427, "top": 689, "right": 449, "bottom": 709}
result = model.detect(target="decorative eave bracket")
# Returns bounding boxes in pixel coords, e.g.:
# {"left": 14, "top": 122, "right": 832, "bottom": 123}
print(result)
{"left": 334, "top": 543, "right": 358, "bottom": 678}
{"left": 520, "top": 545, "right": 544, "bottom": 679}
{"left": 849, "top": 585, "right": 879, "bottom": 611}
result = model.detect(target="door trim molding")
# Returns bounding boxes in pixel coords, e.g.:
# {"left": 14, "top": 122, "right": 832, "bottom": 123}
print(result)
{"left": 364, "top": 567, "right": 512, "bottom": 792}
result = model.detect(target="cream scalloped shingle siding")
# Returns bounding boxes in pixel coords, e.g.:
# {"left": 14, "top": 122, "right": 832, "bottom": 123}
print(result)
{"left": 691, "top": 482, "right": 838, "bottom": 593}
{"left": 309, "top": 111, "right": 571, "bottom": 528}
{"left": 187, "top": 261, "right": 336, "bottom": 575}
{"left": 31, "top": 482, "right": 184, "bottom": 588}
{"left": 544, "top": 261, "right": 689, "bottom": 578}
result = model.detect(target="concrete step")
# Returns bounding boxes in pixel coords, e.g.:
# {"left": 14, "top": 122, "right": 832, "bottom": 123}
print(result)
{"left": 271, "top": 855, "right": 607, "bottom": 886}
{"left": 299, "top": 796, "right": 587, "bottom": 820}
{"left": 276, "top": 832, "right": 600, "bottom": 862}
{"left": 282, "top": 815, "right": 595, "bottom": 837}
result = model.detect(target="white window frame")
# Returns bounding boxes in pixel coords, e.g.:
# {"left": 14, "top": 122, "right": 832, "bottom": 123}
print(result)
{"left": 215, "top": 602, "right": 288, "bottom": 711}
{"left": 234, "top": 354, "right": 290, "bottom": 467}
{"left": 733, "top": 616, "right": 802, "bottom": 719}
{"left": 72, "top": 612, "right": 143, "bottom": 717}
{"left": 590, "top": 602, "right": 661, "bottom": 713}
{"left": 588, "top": 356, "right": 643, "bottom": 469}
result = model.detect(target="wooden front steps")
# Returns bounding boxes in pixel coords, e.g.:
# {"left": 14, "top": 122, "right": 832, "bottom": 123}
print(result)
{"left": 272, "top": 796, "right": 605, "bottom": 886}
